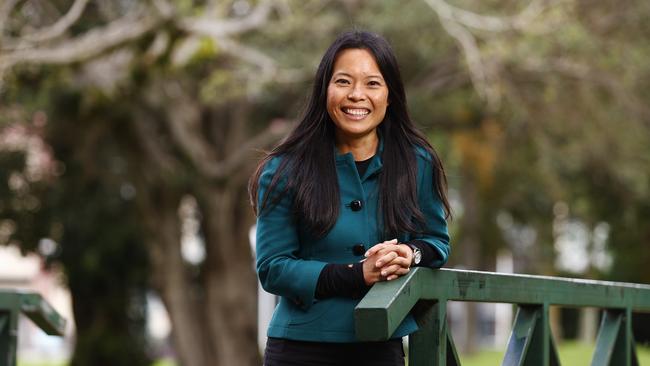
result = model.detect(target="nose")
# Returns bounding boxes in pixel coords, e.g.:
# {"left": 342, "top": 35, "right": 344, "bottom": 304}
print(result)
{"left": 347, "top": 84, "right": 365, "bottom": 101}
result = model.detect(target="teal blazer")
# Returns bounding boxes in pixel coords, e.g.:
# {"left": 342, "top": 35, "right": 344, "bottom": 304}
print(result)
{"left": 255, "top": 143, "right": 450, "bottom": 342}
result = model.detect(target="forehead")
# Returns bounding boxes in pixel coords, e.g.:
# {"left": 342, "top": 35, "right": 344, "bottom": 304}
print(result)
{"left": 332, "top": 48, "right": 383, "bottom": 77}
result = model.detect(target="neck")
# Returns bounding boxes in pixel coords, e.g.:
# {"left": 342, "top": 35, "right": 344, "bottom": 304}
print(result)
{"left": 335, "top": 130, "right": 379, "bottom": 161}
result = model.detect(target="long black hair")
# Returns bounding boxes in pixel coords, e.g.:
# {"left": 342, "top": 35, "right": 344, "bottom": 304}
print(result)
{"left": 249, "top": 30, "right": 451, "bottom": 239}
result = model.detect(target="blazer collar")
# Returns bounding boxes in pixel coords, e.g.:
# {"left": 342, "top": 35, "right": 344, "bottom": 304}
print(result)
{"left": 334, "top": 137, "right": 384, "bottom": 181}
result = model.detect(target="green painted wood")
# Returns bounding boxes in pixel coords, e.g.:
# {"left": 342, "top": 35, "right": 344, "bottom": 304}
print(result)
{"left": 626, "top": 308, "right": 640, "bottom": 366}
{"left": 417, "top": 269, "right": 650, "bottom": 310}
{"left": 0, "top": 291, "right": 65, "bottom": 336}
{"left": 0, "top": 315, "right": 6, "bottom": 334}
{"left": 592, "top": 309, "right": 623, "bottom": 366}
{"left": 355, "top": 270, "right": 421, "bottom": 341}
{"left": 356, "top": 268, "right": 650, "bottom": 341}
{"left": 0, "top": 312, "right": 17, "bottom": 366}
{"left": 592, "top": 309, "right": 640, "bottom": 366}
{"left": 356, "top": 268, "right": 650, "bottom": 365}
{"left": 549, "top": 333, "right": 561, "bottom": 366}
{"left": 502, "top": 305, "right": 539, "bottom": 366}
{"left": 446, "top": 330, "right": 461, "bottom": 366}
{"left": 20, "top": 293, "right": 66, "bottom": 336}
{"left": 501, "top": 304, "right": 558, "bottom": 366}
{"left": 0, "top": 290, "right": 66, "bottom": 365}
{"left": 409, "top": 300, "right": 446, "bottom": 366}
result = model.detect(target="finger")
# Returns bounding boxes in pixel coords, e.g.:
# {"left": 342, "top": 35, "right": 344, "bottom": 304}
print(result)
{"left": 383, "top": 266, "right": 410, "bottom": 279}
{"left": 381, "top": 264, "right": 402, "bottom": 277}
{"left": 382, "top": 256, "right": 410, "bottom": 269}
{"left": 372, "top": 244, "right": 403, "bottom": 259}
{"left": 395, "top": 244, "right": 412, "bottom": 257}
{"left": 375, "top": 251, "right": 399, "bottom": 268}
{"left": 364, "top": 239, "right": 398, "bottom": 257}
{"left": 393, "top": 266, "right": 411, "bottom": 276}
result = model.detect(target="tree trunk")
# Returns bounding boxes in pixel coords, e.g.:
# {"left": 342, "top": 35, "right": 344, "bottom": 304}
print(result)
{"left": 139, "top": 187, "right": 214, "bottom": 366}
{"left": 130, "top": 88, "right": 262, "bottom": 366}
{"left": 200, "top": 183, "right": 260, "bottom": 366}
{"left": 457, "top": 167, "right": 481, "bottom": 354}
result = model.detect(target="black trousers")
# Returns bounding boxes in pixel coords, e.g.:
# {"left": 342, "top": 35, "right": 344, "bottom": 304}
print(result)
{"left": 263, "top": 337, "right": 405, "bottom": 366}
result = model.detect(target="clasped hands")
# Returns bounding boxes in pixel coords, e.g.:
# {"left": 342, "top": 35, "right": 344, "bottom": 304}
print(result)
{"left": 362, "top": 239, "right": 413, "bottom": 285}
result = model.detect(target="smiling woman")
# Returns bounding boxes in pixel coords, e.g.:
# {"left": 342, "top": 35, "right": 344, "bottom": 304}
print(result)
{"left": 249, "top": 30, "right": 452, "bottom": 366}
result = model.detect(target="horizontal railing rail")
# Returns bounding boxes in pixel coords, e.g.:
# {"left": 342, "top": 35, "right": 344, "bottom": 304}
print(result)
{"left": 355, "top": 268, "right": 650, "bottom": 366}
{"left": 0, "top": 290, "right": 66, "bottom": 366}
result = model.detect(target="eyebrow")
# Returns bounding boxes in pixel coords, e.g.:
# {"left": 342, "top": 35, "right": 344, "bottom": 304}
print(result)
{"left": 332, "top": 71, "right": 384, "bottom": 80}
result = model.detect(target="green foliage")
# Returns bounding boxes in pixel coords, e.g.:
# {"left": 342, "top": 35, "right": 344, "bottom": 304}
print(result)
{"left": 1, "top": 71, "right": 151, "bottom": 365}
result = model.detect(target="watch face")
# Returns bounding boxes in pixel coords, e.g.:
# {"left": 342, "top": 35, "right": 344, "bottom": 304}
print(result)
{"left": 414, "top": 250, "right": 422, "bottom": 264}
{"left": 410, "top": 245, "right": 422, "bottom": 265}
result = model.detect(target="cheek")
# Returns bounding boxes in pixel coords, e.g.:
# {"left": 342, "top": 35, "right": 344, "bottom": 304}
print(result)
{"left": 326, "top": 92, "right": 340, "bottom": 114}
{"left": 374, "top": 93, "right": 389, "bottom": 110}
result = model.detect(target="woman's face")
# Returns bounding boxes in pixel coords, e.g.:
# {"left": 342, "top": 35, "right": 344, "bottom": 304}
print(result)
{"left": 327, "top": 48, "right": 389, "bottom": 142}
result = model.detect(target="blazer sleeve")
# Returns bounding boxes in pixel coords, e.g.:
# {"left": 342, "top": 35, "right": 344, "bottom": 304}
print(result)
{"left": 255, "top": 157, "right": 327, "bottom": 310}
{"left": 410, "top": 150, "right": 451, "bottom": 268}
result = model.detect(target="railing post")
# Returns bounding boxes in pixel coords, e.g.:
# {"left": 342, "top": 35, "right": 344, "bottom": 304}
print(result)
{"left": 409, "top": 299, "right": 460, "bottom": 366}
{"left": 502, "top": 303, "right": 559, "bottom": 366}
{"left": 591, "top": 308, "right": 639, "bottom": 366}
{"left": 0, "top": 310, "right": 18, "bottom": 366}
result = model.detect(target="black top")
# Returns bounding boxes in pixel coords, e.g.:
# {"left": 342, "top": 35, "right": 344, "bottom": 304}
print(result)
{"left": 315, "top": 157, "right": 438, "bottom": 299}
{"left": 355, "top": 156, "right": 373, "bottom": 178}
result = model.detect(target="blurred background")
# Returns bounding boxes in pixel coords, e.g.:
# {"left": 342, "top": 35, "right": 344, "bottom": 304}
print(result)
{"left": 1, "top": 0, "right": 650, "bottom": 365}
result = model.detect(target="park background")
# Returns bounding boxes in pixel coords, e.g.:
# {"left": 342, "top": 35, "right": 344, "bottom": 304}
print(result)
{"left": 1, "top": 0, "right": 650, "bottom": 365}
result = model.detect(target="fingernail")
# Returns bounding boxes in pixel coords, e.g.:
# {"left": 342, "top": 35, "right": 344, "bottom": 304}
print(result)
{"left": 376, "top": 262, "right": 382, "bottom": 267}
{"left": 364, "top": 251, "right": 369, "bottom": 257}
{"left": 381, "top": 271, "right": 387, "bottom": 276}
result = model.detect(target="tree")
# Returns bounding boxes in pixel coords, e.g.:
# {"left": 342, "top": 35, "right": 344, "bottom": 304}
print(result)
{"left": 3, "top": 1, "right": 650, "bottom": 364}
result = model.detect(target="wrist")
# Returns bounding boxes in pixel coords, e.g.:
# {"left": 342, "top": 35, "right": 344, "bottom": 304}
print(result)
{"left": 407, "top": 244, "right": 422, "bottom": 266}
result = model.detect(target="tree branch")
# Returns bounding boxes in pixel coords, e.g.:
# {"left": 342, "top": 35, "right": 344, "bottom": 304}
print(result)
{"left": 424, "top": 0, "right": 549, "bottom": 33}
{"left": 521, "top": 57, "right": 650, "bottom": 121}
{"left": 213, "top": 36, "right": 277, "bottom": 89}
{"left": 20, "top": 0, "right": 89, "bottom": 44}
{"left": 0, "top": 0, "right": 20, "bottom": 35}
{"left": 159, "top": 81, "right": 222, "bottom": 174}
{"left": 435, "top": 15, "right": 500, "bottom": 108}
{"left": 213, "top": 118, "right": 293, "bottom": 179}
{"left": 158, "top": 79, "right": 292, "bottom": 180}
{"left": 132, "top": 108, "right": 183, "bottom": 176}
{"left": 177, "top": 0, "right": 273, "bottom": 38}
{"left": 0, "top": 9, "right": 168, "bottom": 70}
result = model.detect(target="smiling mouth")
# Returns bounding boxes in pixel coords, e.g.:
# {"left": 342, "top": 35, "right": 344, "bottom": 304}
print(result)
{"left": 341, "top": 107, "right": 370, "bottom": 118}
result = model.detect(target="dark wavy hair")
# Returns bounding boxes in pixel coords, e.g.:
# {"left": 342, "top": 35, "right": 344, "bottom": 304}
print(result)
{"left": 249, "top": 30, "right": 451, "bottom": 239}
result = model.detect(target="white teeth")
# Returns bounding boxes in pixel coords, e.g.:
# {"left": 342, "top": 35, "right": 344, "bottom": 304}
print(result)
{"left": 343, "top": 108, "right": 369, "bottom": 116}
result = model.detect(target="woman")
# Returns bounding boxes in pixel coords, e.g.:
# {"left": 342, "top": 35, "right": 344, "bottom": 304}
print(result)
{"left": 250, "top": 30, "right": 451, "bottom": 366}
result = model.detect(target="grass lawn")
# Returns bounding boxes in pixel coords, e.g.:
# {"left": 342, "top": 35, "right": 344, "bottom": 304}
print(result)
{"left": 458, "top": 341, "right": 650, "bottom": 366}
{"left": 18, "top": 360, "right": 175, "bottom": 366}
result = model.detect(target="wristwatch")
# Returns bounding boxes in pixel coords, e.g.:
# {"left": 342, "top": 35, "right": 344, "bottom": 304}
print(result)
{"left": 408, "top": 244, "right": 422, "bottom": 266}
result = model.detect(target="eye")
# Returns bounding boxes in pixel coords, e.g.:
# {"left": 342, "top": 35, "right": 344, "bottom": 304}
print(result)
{"left": 368, "top": 80, "right": 382, "bottom": 87}
{"left": 335, "top": 78, "right": 350, "bottom": 85}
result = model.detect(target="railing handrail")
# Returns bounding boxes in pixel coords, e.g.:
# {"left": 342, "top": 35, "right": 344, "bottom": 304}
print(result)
{"left": 0, "top": 289, "right": 66, "bottom": 366}
{"left": 355, "top": 268, "right": 650, "bottom": 366}
{"left": 0, "top": 289, "right": 67, "bottom": 336}
{"left": 355, "top": 268, "right": 650, "bottom": 342}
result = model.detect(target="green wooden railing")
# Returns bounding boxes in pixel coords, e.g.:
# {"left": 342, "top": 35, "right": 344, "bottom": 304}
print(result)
{"left": 0, "top": 290, "right": 66, "bottom": 366}
{"left": 355, "top": 268, "right": 650, "bottom": 366}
